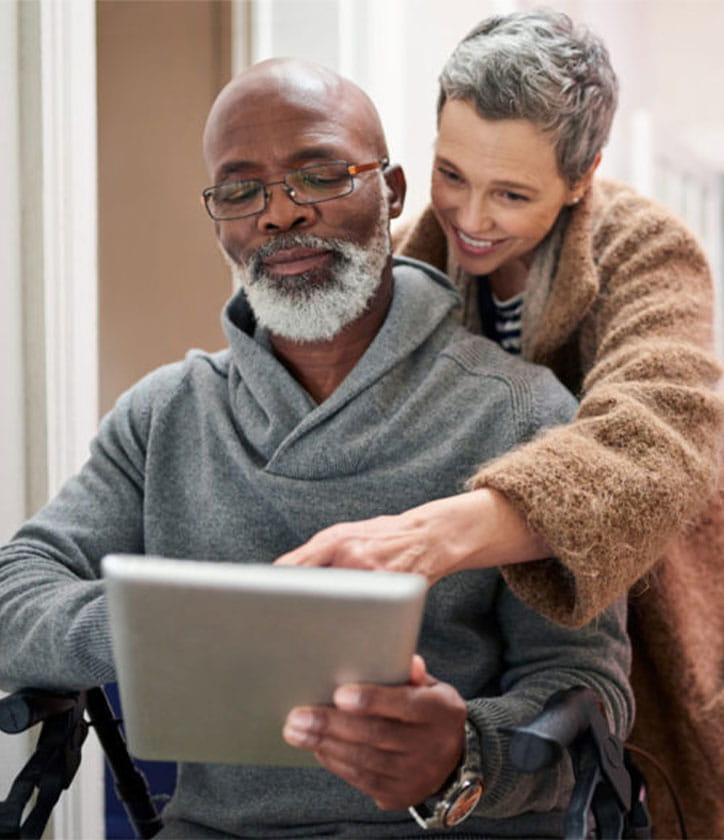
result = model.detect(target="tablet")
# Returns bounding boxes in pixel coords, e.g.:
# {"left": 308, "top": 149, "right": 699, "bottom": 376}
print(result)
{"left": 102, "top": 554, "right": 427, "bottom": 766}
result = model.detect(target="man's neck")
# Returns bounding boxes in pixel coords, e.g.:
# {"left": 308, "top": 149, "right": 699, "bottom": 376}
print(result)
{"left": 269, "top": 273, "right": 393, "bottom": 404}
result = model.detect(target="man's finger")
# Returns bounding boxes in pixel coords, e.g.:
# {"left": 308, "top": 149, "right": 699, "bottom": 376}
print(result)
{"left": 332, "top": 678, "right": 456, "bottom": 725}
{"left": 283, "top": 704, "right": 417, "bottom": 752}
{"left": 312, "top": 750, "right": 403, "bottom": 806}
{"left": 408, "top": 653, "right": 432, "bottom": 687}
{"left": 313, "top": 746, "right": 444, "bottom": 811}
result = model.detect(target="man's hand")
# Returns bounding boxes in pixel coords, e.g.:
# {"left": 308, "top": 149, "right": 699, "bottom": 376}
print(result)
{"left": 274, "top": 489, "right": 550, "bottom": 584}
{"left": 282, "top": 655, "right": 467, "bottom": 810}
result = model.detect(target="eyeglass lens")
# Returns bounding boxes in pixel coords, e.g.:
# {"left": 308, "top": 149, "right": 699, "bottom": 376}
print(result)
{"left": 206, "top": 162, "right": 355, "bottom": 220}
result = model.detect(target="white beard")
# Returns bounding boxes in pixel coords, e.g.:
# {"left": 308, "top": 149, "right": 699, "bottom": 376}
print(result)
{"left": 222, "top": 202, "right": 391, "bottom": 343}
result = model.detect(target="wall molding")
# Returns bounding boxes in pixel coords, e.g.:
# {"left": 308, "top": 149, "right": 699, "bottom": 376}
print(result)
{"left": 37, "top": 0, "right": 103, "bottom": 836}
{"left": 40, "top": 0, "right": 99, "bottom": 494}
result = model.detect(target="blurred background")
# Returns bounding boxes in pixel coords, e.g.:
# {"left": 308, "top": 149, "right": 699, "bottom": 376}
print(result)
{"left": 2, "top": 0, "right": 724, "bottom": 836}
{"left": 97, "top": 0, "right": 724, "bottom": 412}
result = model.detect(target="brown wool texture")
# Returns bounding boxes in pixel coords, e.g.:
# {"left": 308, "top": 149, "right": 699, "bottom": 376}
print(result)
{"left": 395, "top": 178, "right": 724, "bottom": 839}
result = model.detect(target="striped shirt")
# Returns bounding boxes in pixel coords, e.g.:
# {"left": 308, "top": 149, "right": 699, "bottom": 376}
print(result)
{"left": 491, "top": 291, "right": 524, "bottom": 354}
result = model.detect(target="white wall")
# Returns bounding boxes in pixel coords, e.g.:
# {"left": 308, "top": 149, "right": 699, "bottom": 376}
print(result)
{"left": 645, "top": 0, "right": 724, "bottom": 170}
{"left": 0, "top": 0, "right": 31, "bottom": 806}
{"left": 0, "top": 0, "right": 25, "bottom": 546}
{"left": 579, "top": 0, "right": 724, "bottom": 351}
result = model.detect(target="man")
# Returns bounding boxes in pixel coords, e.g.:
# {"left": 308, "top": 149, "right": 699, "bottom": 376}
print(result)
{"left": 0, "top": 59, "right": 631, "bottom": 838}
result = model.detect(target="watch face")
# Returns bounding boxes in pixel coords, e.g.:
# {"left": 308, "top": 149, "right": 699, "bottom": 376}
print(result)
{"left": 443, "top": 779, "right": 484, "bottom": 827}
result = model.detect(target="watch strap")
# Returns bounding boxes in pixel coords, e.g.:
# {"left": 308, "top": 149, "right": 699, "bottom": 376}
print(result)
{"left": 408, "top": 718, "right": 484, "bottom": 830}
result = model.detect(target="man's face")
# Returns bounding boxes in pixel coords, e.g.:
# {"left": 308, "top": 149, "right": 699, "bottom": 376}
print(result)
{"left": 204, "top": 77, "right": 398, "bottom": 341}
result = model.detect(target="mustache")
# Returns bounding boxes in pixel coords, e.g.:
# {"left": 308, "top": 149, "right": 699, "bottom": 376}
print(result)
{"left": 248, "top": 233, "right": 349, "bottom": 273}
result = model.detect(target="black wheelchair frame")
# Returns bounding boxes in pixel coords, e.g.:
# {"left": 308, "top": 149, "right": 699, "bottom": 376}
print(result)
{"left": 0, "top": 685, "right": 662, "bottom": 840}
{"left": 0, "top": 688, "right": 161, "bottom": 839}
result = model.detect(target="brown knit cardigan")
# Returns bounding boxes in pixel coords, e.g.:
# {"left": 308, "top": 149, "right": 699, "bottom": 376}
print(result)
{"left": 395, "top": 179, "right": 724, "bottom": 839}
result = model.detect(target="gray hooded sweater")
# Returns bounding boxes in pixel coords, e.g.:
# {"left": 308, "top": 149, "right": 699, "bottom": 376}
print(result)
{"left": 0, "top": 258, "right": 632, "bottom": 838}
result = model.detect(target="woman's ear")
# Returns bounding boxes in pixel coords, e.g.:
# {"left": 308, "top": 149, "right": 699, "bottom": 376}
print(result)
{"left": 383, "top": 163, "right": 407, "bottom": 220}
{"left": 568, "top": 151, "right": 602, "bottom": 203}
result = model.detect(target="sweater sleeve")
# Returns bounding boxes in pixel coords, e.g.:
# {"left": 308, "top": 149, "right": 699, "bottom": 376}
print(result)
{"left": 469, "top": 186, "right": 724, "bottom": 626}
{"left": 469, "top": 591, "right": 632, "bottom": 817}
{"left": 0, "top": 371, "right": 164, "bottom": 691}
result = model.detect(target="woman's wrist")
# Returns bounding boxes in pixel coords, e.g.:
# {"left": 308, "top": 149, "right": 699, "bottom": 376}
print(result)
{"left": 420, "top": 488, "right": 551, "bottom": 578}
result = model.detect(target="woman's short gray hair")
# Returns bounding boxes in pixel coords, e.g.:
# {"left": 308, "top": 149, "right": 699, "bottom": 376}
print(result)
{"left": 437, "top": 9, "right": 618, "bottom": 185}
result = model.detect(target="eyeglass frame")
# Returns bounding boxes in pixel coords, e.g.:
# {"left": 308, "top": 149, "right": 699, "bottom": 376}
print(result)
{"left": 201, "top": 157, "right": 390, "bottom": 221}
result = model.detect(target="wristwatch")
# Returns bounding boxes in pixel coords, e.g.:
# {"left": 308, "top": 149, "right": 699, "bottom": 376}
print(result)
{"left": 408, "top": 719, "right": 484, "bottom": 830}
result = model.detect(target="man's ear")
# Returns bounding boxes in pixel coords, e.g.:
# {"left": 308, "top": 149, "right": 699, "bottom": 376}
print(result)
{"left": 383, "top": 163, "right": 406, "bottom": 220}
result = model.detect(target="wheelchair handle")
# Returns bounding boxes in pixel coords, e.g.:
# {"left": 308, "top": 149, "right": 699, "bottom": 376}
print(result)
{"left": 0, "top": 689, "right": 83, "bottom": 735}
{"left": 506, "top": 685, "right": 603, "bottom": 772}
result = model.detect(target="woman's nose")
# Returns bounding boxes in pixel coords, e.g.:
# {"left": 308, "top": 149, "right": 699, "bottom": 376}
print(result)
{"left": 455, "top": 193, "right": 495, "bottom": 235}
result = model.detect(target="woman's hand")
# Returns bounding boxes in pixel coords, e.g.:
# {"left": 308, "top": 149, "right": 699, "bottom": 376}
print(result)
{"left": 283, "top": 655, "right": 467, "bottom": 810}
{"left": 275, "top": 488, "right": 550, "bottom": 584}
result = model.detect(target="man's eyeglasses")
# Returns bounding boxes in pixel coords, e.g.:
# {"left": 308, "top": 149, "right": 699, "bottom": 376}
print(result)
{"left": 201, "top": 158, "right": 388, "bottom": 221}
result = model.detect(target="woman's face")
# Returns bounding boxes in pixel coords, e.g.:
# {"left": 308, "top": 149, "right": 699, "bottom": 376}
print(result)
{"left": 432, "top": 99, "right": 582, "bottom": 277}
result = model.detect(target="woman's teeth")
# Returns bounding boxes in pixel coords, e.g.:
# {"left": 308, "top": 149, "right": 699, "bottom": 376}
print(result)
{"left": 457, "top": 229, "right": 495, "bottom": 248}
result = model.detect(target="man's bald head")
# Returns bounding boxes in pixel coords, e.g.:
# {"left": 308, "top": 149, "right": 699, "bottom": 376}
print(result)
{"left": 203, "top": 58, "right": 388, "bottom": 175}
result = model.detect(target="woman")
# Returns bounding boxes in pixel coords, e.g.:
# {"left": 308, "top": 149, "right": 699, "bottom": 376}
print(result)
{"left": 279, "top": 11, "right": 724, "bottom": 838}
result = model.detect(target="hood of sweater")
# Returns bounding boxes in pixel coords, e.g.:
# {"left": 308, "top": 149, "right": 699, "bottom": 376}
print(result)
{"left": 219, "top": 256, "right": 462, "bottom": 470}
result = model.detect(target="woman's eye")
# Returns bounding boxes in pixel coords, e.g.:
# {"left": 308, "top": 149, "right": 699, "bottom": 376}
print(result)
{"left": 499, "top": 190, "right": 529, "bottom": 203}
{"left": 436, "top": 166, "right": 463, "bottom": 184}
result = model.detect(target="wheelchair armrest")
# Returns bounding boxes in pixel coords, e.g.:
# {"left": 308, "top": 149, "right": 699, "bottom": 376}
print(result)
{"left": 504, "top": 686, "right": 636, "bottom": 840}
{"left": 506, "top": 686, "right": 629, "bottom": 804}
{"left": 506, "top": 685, "right": 604, "bottom": 772}
{"left": 0, "top": 689, "right": 88, "bottom": 839}
{"left": 0, "top": 689, "right": 83, "bottom": 735}
{"left": 0, "top": 687, "right": 163, "bottom": 840}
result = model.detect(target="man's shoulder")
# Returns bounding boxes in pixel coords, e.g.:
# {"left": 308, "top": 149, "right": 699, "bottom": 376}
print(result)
{"left": 392, "top": 255, "right": 459, "bottom": 296}
{"left": 388, "top": 256, "right": 574, "bottom": 401}
{"left": 442, "top": 329, "right": 552, "bottom": 382}
{"left": 111, "top": 349, "right": 232, "bottom": 419}
{"left": 440, "top": 331, "right": 578, "bottom": 417}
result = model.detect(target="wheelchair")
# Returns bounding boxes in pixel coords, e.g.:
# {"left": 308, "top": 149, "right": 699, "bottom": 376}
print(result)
{"left": 0, "top": 684, "right": 676, "bottom": 840}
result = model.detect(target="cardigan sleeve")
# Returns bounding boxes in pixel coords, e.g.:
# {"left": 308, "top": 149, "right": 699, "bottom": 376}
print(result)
{"left": 476, "top": 186, "right": 723, "bottom": 626}
{"left": 397, "top": 188, "right": 724, "bottom": 627}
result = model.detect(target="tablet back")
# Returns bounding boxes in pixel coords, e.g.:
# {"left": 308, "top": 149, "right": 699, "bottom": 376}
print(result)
{"left": 102, "top": 554, "right": 426, "bottom": 766}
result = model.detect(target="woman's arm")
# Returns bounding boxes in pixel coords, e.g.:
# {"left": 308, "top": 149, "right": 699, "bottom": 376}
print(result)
{"left": 276, "top": 486, "right": 549, "bottom": 583}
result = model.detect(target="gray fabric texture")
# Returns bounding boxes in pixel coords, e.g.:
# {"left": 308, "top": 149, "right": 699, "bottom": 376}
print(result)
{"left": 0, "top": 258, "right": 632, "bottom": 838}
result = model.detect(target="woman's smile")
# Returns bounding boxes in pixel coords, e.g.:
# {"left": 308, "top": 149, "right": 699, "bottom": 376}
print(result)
{"left": 453, "top": 226, "right": 508, "bottom": 255}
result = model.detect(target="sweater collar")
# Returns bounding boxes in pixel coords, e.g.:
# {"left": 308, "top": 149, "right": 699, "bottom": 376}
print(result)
{"left": 219, "top": 260, "right": 461, "bottom": 463}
